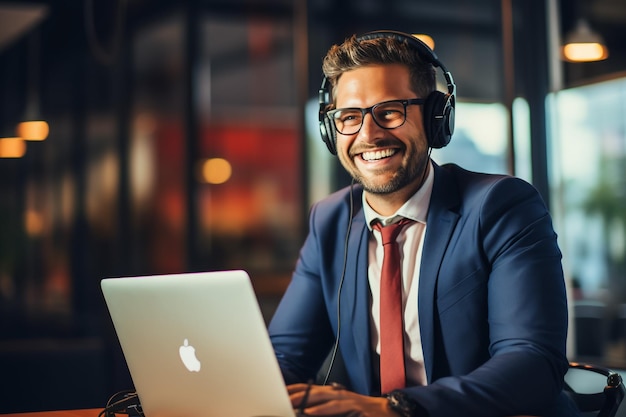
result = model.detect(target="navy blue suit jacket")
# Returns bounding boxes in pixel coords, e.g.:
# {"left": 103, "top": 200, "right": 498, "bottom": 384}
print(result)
{"left": 269, "top": 163, "right": 577, "bottom": 417}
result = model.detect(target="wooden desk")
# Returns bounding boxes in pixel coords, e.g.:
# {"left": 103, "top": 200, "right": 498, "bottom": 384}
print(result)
{"left": 0, "top": 409, "right": 537, "bottom": 417}
{"left": 0, "top": 410, "right": 101, "bottom": 417}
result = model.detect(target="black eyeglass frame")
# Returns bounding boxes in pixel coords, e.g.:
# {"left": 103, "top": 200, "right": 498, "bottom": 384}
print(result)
{"left": 327, "top": 98, "right": 426, "bottom": 135}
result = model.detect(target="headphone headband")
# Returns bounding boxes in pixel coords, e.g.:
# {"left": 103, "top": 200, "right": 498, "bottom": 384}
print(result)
{"left": 318, "top": 30, "right": 456, "bottom": 154}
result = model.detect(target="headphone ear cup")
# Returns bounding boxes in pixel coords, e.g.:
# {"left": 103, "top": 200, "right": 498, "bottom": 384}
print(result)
{"left": 423, "top": 91, "right": 454, "bottom": 149}
{"left": 319, "top": 113, "right": 337, "bottom": 155}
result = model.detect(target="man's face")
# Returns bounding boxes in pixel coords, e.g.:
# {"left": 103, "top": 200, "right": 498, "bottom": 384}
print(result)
{"left": 333, "top": 64, "right": 430, "bottom": 196}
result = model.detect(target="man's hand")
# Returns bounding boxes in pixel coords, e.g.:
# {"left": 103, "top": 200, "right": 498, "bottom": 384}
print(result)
{"left": 287, "top": 383, "right": 402, "bottom": 417}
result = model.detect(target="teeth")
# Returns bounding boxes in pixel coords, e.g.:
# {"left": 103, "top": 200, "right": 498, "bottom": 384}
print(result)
{"left": 361, "top": 149, "right": 396, "bottom": 161}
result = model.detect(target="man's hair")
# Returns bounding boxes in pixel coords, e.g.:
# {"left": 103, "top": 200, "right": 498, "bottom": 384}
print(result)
{"left": 321, "top": 34, "right": 437, "bottom": 103}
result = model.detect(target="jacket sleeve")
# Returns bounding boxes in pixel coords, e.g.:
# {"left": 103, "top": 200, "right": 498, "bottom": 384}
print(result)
{"left": 406, "top": 175, "right": 573, "bottom": 417}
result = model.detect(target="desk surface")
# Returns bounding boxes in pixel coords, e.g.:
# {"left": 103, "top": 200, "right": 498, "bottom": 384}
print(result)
{"left": 0, "top": 410, "right": 101, "bottom": 417}
{"left": 0, "top": 409, "right": 537, "bottom": 417}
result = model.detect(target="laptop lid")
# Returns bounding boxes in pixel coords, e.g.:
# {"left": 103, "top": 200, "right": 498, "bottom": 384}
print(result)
{"left": 101, "top": 270, "right": 295, "bottom": 417}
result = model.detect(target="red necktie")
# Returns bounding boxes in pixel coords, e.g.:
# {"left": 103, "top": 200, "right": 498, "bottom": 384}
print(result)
{"left": 372, "top": 218, "right": 413, "bottom": 394}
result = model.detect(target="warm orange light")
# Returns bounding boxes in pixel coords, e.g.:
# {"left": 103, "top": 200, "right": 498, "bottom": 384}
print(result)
{"left": 413, "top": 34, "right": 435, "bottom": 50}
{"left": 562, "top": 20, "right": 609, "bottom": 63}
{"left": 200, "top": 158, "right": 232, "bottom": 184}
{"left": 17, "top": 120, "right": 49, "bottom": 141}
{"left": 24, "top": 209, "right": 45, "bottom": 237}
{"left": 0, "top": 137, "right": 27, "bottom": 158}
{"left": 562, "top": 43, "right": 608, "bottom": 62}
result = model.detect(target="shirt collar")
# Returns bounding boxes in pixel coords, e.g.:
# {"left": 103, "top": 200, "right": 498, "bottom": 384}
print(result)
{"left": 363, "top": 160, "right": 434, "bottom": 230}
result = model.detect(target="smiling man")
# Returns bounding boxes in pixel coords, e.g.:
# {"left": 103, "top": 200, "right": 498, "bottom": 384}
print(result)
{"left": 332, "top": 63, "right": 430, "bottom": 215}
{"left": 268, "top": 30, "right": 579, "bottom": 417}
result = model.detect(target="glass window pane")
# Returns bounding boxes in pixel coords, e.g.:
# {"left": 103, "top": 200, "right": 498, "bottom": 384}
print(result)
{"left": 431, "top": 102, "right": 509, "bottom": 174}
{"left": 550, "top": 76, "right": 626, "bottom": 363}
{"left": 551, "top": 78, "right": 626, "bottom": 296}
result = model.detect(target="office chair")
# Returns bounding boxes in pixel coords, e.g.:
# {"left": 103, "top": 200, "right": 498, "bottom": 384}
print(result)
{"left": 564, "top": 362, "right": 625, "bottom": 417}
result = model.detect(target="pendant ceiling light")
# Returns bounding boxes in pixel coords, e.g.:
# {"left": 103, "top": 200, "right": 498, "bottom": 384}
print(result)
{"left": 562, "top": 19, "right": 609, "bottom": 63}
{"left": 413, "top": 34, "right": 435, "bottom": 50}
{"left": 18, "top": 28, "right": 49, "bottom": 142}
{"left": 0, "top": 137, "right": 27, "bottom": 158}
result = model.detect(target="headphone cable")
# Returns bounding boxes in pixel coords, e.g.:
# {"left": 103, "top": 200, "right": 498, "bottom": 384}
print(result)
{"left": 322, "top": 178, "right": 355, "bottom": 385}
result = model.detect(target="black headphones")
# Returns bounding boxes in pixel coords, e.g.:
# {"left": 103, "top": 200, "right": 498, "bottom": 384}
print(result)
{"left": 318, "top": 30, "right": 456, "bottom": 155}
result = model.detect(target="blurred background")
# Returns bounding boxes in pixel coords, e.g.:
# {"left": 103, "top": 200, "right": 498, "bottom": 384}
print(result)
{"left": 0, "top": 0, "right": 625, "bottom": 412}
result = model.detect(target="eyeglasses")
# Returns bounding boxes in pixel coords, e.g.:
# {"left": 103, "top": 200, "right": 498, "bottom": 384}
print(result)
{"left": 327, "top": 98, "right": 425, "bottom": 135}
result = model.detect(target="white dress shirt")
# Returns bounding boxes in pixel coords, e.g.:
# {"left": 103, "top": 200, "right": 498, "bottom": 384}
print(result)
{"left": 362, "top": 161, "right": 434, "bottom": 387}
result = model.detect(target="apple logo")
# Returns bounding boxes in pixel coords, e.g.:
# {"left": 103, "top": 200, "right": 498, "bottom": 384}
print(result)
{"left": 179, "top": 339, "right": 201, "bottom": 372}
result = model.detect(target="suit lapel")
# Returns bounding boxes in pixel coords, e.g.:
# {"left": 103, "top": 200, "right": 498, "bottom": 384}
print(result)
{"left": 418, "top": 164, "right": 460, "bottom": 383}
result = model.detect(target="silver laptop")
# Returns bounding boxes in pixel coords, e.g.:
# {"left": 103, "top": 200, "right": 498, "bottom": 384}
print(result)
{"left": 101, "top": 270, "right": 296, "bottom": 417}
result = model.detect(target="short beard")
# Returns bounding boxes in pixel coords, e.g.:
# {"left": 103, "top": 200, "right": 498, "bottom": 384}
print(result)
{"left": 357, "top": 165, "right": 413, "bottom": 194}
{"left": 352, "top": 157, "right": 426, "bottom": 195}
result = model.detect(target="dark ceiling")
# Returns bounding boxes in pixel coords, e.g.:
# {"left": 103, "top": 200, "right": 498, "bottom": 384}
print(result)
{"left": 0, "top": 0, "right": 624, "bottom": 92}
